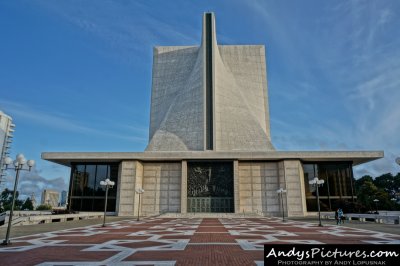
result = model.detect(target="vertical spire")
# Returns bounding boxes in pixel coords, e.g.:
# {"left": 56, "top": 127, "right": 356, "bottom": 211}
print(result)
{"left": 202, "top": 12, "right": 217, "bottom": 150}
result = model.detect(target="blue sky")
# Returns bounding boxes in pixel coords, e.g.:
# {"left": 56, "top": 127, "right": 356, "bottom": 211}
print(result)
{"left": 1, "top": 0, "right": 399, "bottom": 201}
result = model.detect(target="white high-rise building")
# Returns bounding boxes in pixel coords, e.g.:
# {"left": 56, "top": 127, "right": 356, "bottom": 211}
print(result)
{"left": 0, "top": 110, "right": 15, "bottom": 187}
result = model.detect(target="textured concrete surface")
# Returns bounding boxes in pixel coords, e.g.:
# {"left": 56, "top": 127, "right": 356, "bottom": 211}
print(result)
{"left": 116, "top": 160, "right": 137, "bottom": 216}
{"left": 215, "top": 45, "right": 273, "bottom": 151}
{"left": 112, "top": 158, "right": 316, "bottom": 217}
{"left": 42, "top": 150, "right": 384, "bottom": 166}
{"left": 237, "top": 161, "right": 307, "bottom": 217}
{"left": 238, "top": 162, "right": 280, "bottom": 215}
{"left": 283, "top": 160, "right": 307, "bottom": 217}
{"left": 142, "top": 163, "right": 181, "bottom": 216}
{"left": 147, "top": 46, "right": 204, "bottom": 151}
{"left": 146, "top": 12, "right": 274, "bottom": 151}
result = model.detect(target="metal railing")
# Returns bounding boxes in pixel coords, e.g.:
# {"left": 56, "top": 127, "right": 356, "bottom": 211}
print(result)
{"left": 187, "top": 197, "right": 234, "bottom": 213}
{"left": 0, "top": 212, "right": 104, "bottom": 227}
{"left": 321, "top": 212, "right": 400, "bottom": 225}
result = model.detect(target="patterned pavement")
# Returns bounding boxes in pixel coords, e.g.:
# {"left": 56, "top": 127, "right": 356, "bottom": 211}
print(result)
{"left": 1, "top": 217, "right": 400, "bottom": 266}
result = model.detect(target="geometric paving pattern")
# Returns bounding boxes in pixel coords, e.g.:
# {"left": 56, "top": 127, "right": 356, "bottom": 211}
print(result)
{"left": 1, "top": 217, "right": 400, "bottom": 265}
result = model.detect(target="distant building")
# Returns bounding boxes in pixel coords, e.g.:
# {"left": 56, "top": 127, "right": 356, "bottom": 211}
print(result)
{"left": 60, "top": 190, "right": 67, "bottom": 206}
{"left": 41, "top": 189, "right": 60, "bottom": 207}
{"left": 0, "top": 110, "right": 14, "bottom": 187}
{"left": 30, "top": 192, "right": 37, "bottom": 208}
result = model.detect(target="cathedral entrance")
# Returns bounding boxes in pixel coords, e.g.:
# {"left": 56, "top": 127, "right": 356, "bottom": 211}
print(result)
{"left": 187, "top": 161, "right": 234, "bottom": 213}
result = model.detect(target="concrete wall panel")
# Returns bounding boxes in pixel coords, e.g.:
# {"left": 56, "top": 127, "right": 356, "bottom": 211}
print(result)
{"left": 141, "top": 162, "right": 182, "bottom": 216}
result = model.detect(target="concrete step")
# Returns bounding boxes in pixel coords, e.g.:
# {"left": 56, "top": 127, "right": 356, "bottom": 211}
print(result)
{"left": 158, "top": 212, "right": 266, "bottom": 218}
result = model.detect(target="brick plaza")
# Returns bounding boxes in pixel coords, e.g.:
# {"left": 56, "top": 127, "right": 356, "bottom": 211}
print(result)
{"left": 1, "top": 217, "right": 399, "bottom": 265}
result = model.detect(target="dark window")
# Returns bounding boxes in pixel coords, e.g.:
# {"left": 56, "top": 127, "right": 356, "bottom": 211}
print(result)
{"left": 93, "top": 198, "right": 105, "bottom": 212}
{"left": 83, "top": 165, "right": 96, "bottom": 197}
{"left": 69, "top": 163, "right": 118, "bottom": 212}
{"left": 205, "top": 13, "right": 213, "bottom": 150}
{"left": 72, "top": 165, "right": 85, "bottom": 197}
{"left": 303, "top": 162, "right": 354, "bottom": 212}
{"left": 108, "top": 165, "right": 119, "bottom": 198}
{"left": 70, "top": 198, "right": 81, "bottom": 211}
{"left": 94, "top": 165, "right": 108, "bottom": 196}
{"left": 81, "top": 198, "right": 94, "bottom": 211}
{"left": 107, "top": 198, "right": 116, "bottom": 212}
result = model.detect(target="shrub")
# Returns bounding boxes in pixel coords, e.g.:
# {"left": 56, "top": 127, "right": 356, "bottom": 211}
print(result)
{"left": 36, "top": 204, "right": 52, "bottom": 211}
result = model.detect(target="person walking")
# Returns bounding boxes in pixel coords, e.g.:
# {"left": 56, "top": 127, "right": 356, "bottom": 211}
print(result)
{"left": 339, "top": 208, "right": 345, "bottom": 224}
{"left": 335, "top": 209, "right": 339, "bottom": 224}
{"left": 337, "top": 208, "right": 344, "bottom": 225}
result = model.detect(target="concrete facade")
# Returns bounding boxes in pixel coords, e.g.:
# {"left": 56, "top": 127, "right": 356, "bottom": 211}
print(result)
{"left": 235, "top": 160, "right": 306, "bottom": 217}
{"left": 42, "top": 12, "right": 384, "bottom": 218}
{"left": 125, "top": 159, "right": 307, "bottom": 217}
{"left": 147, "top": 13, "right": 273, "bottom": 152}
{"left": 142, "top": 162, "right": 181, "bottom": 215}
{"left": 42, "top": 151, "right": 382, "bottom": 217}
{"left": 147, "top": 46, "right": 204, "bottom": 151}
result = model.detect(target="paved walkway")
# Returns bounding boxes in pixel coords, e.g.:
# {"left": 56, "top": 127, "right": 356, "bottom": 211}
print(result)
{"left": 0, "top": 217, "right": 399, "bottom": 266}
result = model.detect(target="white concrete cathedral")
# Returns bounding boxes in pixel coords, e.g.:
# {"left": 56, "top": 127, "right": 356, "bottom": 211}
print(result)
{"left": 43, "top": 13, "right": 382, "bottom": 217}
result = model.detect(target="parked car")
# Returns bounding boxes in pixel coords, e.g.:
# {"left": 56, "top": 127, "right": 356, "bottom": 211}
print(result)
{"left": 0, "top": 212, "right": 6, "bottom": 226}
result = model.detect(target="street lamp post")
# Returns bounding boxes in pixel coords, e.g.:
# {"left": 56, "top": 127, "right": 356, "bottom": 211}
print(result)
{"left": 1, "top": 154, "right": 34, "bottom": 245}
{"left": 100, "top": 178, "right": 115, "bottom": 227}
{"left": 309, "top": 177, "right": 325, "bottom": 227}
{"left": 373, "top": 199, "right": 379, "bottom": 214}
{"left": 276, "top": 188, "right": 287, "bottom": 222}
{"left": 135, "top": 188, "right": 144, "bottom": 221}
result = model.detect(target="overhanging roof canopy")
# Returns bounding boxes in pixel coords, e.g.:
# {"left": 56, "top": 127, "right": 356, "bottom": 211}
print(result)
{"left": 42, "top": 150, "right": 383, "bottom": 167}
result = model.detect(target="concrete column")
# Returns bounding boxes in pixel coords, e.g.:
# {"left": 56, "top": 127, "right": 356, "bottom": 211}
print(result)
{"left": 117, "top": 161, "right": 135, "bottom": 216}
{"left": 117, "top": 160, "right": 142, "bottom": 216}
{"left": 181, "top": 160, "right": 187, "bottom": 213}
{"left": 283, "top": 160, "right": 307, "bottom": 217}
{"left": 233, "top": 160, "right": 240, "bottom": 213}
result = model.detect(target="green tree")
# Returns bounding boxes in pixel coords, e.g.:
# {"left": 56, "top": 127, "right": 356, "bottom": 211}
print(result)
{"left": 373, "top": 173, "right": 396, "bottom": 196}
{"left": 0, "top": 189, "right": 23, "bottom": 211}
{"left": 21, "top": 197, "right": 34, "bottom": 210}
{"left": 354, "top": 172, "right": 400, "bottom": 212}
{"left": 394, "top": 173, "right": 400, "bottom": 189}
{"left": 356, "top": 180, "right": 378, "bottom": 211}
{"left": 354, "top": 175, "right": 373, "bottom": 192}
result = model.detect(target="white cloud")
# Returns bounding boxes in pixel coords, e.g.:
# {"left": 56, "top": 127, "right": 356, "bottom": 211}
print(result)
{"left": 0, "top": 99, "right": 147, "bottom": 143}
{"left": 2, "top": 167, "right": 67, "bottom": 204}
{"left": 34, "top": 0, "right": 200, "bottom": 61}
{"left": 247, "top": 1, "right": 400, "bottom": 178}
